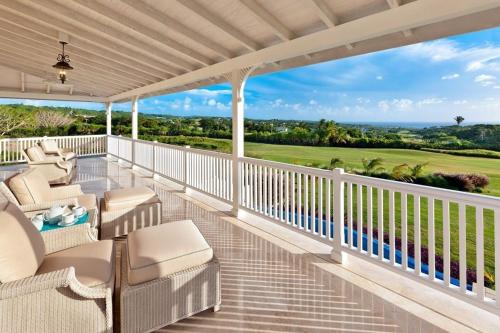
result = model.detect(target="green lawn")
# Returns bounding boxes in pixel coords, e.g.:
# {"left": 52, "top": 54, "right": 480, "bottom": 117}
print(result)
{"left": 245, "top": 143, "right": 500, "bottom": 197}
{"left": 244, "top": 143, "right": 500, "bottom": 282}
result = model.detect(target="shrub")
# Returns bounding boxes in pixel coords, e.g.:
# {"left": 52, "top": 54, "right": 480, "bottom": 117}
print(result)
{"left": 433, "top": 173, "right": 489, "bottom": 192}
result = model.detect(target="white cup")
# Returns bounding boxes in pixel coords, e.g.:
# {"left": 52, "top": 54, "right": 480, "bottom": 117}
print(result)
{"left": 72, "top": 206, "right": 84, "bottom": 217}
{"left": 31, "top": 214, "right": 44, "bottom": 230}
{"left": 62, "top": 212, "right": 75, "bottom": 224}
{"left": 49, "top": 205, "right": 64, "bottom": 219}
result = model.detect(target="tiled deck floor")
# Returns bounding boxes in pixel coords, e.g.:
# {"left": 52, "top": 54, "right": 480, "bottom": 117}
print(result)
{"left": 0, "top": 157, "right": 449, "bottom": 333}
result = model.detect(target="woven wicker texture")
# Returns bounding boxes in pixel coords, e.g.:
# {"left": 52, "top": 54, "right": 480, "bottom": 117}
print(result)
{"left": 0, "top": 267, "right": 112, "bottom": 332}
{"left": 120, "top": 244, "right": 221, "bottom": 333}
{"left": 100, "top": 198, "right": 162, "bottom": 239}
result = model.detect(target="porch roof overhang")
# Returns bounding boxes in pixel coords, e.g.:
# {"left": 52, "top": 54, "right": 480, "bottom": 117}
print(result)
{"left": 0, "top": 0, "right": 499, "bottom": 103}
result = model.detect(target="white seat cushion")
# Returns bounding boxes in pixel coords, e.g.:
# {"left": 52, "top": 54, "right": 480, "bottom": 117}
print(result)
{"left": 0, "top": 202, "right": 46, "bottom": 283}
{"left": 37, "top": 240, "right": 114, "bottom": 289}
{"left": 127, "top": 220, "right": 213, "bottom": 285}
{"left": 104, "top": 186, "right": 157, "bottom": 211}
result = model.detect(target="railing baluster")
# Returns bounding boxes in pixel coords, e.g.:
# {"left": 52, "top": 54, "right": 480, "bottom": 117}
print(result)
{"left": 311, "top": 176, "right": 316, "bottom": 235}
{"left": 377, "top": 188, "right": 384, "bottom": 260}
{"left": 298, "top": 173, "right": 302, "bottom": 229}
{"left": 263, "top": 166, "right": 268, "bottom": 215}
{"left": 318, "top": 177, "right": 322, "bottom": 236}
{"left": 389, "top": 190, "right": 395, "bottom": 263}
{"left": 285, "top": 171, "right": 290, "bottom": 224}
{"left": 415, "top": 195, "right": 421, "bottom": 275}
{"left": 428, "top": 197, "right": 435, "bottom": 280}
{"left": 326, "top": 178, "right": 331, "bottom": 240}
{"left": 443, "top": 199, "right": 450, "bottom": 286}
{"left": 367, "top": 185, "right": 373, "bottom": 256}
{"left": 476, "top": 206, "right": 484, "bottom": 301}
{"left": 459, "top": 203, "right": 466, "bottom": 291}
{"left": 401, "top": 192, "right": 408, "bottom": 270}
{"left": 347, "top": 182, "right": 353, "bottom": 247}
{"left": 495, "top": 208, "right": 500, "bottom": 307}
{"left": 304, "top": 174, "right": 309, "bottom": 232}
{"left": 291, "top": 172, "right": 296, "bottom": 226}
{"left": 358, "top": 184, "right": 363, "bottom": 251}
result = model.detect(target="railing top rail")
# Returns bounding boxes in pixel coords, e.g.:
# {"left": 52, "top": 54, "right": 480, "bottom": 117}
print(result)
{"left": 0, "top": 134, "right": 107, "bottom": 142}
{"left": 187, "top": 147, "right": 231, "bottom": 159}
{"left": 343, "top": 172, "right": 500, "bottom": 208}
{"left": 240, "top": 156, "right": 333, "bottom": 178}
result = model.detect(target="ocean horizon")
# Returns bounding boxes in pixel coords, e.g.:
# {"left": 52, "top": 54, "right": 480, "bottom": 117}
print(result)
{"left": 340, "top": 121, "right": 499, "bottom": 129}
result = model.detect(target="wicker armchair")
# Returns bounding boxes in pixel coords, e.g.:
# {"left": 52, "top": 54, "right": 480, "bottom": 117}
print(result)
{"left": 21, "top": 146, "right": 75, "bottom": 185}
{"left": 0, "top": 168, "right": 97, "bottom": 212}
{"left": 0, "top": 202, "right": 114, "bottom": 333}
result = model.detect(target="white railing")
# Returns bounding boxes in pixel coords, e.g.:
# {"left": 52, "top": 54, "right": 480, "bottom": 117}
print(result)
{"left": 13, "top": 134, "right": 498, "bottom": 312}
{"left": 0, "top": 135, "right": 107, "bottom": 164}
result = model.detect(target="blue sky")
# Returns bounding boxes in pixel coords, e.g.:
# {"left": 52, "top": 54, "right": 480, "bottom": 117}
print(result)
{"left": 2, "top": 27, "right": 499, "bottom": 123}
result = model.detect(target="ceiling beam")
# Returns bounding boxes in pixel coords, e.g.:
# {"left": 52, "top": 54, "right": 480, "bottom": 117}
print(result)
{"left": 386, "top": 0, "right": 413, "bottom": 37}
{"left": 0, "top": 12, "right": 170, "bottom": 81}
{"left": 119, "top": 0, "right": 233, "bottom": 60}
{"left": 0, "top": 89, "right": 106, "bottom": 102}
{"left": 239, "top": 0, "right": 294, "bottom": 41}
{"left": 177, "top": 0, "right": 261, "bottom": 52}
{"left": 0, "top": 0, "right": 190, "bottom": 74}
{"left": 72, "top": 0, "right": 214, "bottom": 66}
{"left": 309, "top": 0, "right": 354, "bottom": 50}
{"left": 109, "top": 0, "right": 500, "bottom": 102}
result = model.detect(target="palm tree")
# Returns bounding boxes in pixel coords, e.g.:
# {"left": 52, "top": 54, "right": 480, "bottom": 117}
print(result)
{"left": 361, "top": 157, "right": 384, "bottom": 175}
{"left": 454, "top": 116, "right": 465, "bottom": 126}
{"left": 409, "top": 162, "right": 428, "bottom": 179}
{"left": 329, "top": 157, "right": 344, "bottom": 170}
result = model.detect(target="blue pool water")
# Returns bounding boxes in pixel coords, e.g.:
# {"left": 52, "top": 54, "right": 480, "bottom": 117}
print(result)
{"left": 270, "top": 209, "right": 471, "bottom": 291}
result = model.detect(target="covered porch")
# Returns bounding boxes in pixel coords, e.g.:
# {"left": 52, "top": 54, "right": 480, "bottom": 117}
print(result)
{"left": 1, "top": 0, "right": 500, "bottom": 331}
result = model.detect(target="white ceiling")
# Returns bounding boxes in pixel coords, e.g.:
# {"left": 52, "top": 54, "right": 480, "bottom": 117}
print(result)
{"left": 0, "top": 0, "right": 498, "bottom": 103}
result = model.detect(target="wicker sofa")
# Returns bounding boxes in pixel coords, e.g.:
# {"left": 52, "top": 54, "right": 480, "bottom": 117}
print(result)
{"left": 21, "top": 146, "right": 76, "bottom": 185}
{"left": 0, "top": 201, "right": 114, "bottom": 332}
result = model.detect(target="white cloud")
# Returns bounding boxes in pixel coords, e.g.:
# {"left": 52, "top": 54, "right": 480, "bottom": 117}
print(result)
{"left": 183, "top": 97, "right": 191, "bottom": 110}
{"left": 401, "top": 40, "right": 460, "bottom": 62}
{"left": 376, "top": 75, "right": 383, "bottom": 80}
{"left": 494, "top": 86, "right": 500, "bottom": 89}
{"left": 309, "top": 99, "right": 317, "bottom": 105}
{"left": 453, "top": 100, "right": 468, "bottom": 105}
{"left": 417, "top": 98, "right": 444, "bottom": 107}
{"left": 441, "top": 73, "right": 460, "bottom": 80}
{"left": 474, "top": 74, "right": 496, "bottom": 87}
{"left": 474, "top": 74, "right": 496, "bottom": 82}
{"left": 378, "top": 100, "right": 390, "bottom": 112}
{"left": 357, "top": 97, "right": 370, "bottom": 104}
{"left": 270, "top": 98, "right": 283, "bottom": 108}
{"left": 392, "top": 99, "right": 413, "bottom": 110}
{"left": 466, "top": 55, "right": 500, "bottom": 72}
{"left": 207, "top": 98, "right": 216, "bottom": 106}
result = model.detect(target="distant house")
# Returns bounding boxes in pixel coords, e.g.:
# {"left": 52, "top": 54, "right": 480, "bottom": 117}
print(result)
{"left": 276, "top": 126, "right": 288, "bottom": 133}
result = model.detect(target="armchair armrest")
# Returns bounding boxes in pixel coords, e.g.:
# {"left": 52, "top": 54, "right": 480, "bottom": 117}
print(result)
{"left": 0, "top": 267, "right": 109, "bottom": 301}
{"left": 50, "top": 184, "right": 84, "bottom": 200}
{"left": 19, "top": 197, "right": 79, "bottom": 213}
{"left": 27, "top": 156, "right": 63, "bottom": 165}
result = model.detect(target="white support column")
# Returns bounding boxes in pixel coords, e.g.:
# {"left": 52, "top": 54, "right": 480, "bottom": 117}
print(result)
{"left": 225, "top": 67, "right": 257, "bottom": 217}
{"left": 131, "top": 96, "right": 139, "bottom": 140}
{"left": 131, "top": 96, "right": 139, "bottom": 169}
{"left": 332, "top": 167, "right": 345, "bottom": 264}
{"left": 105, "top": 102, "right": 112, "bottom": 136}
